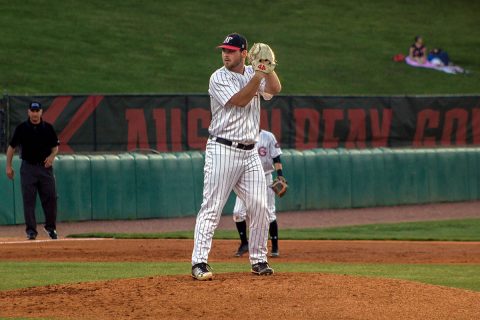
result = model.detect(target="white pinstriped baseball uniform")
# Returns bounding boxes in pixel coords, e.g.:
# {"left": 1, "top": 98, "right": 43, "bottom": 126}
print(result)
{"left": 192, "top": 65, "right": 273, "bottom": 266}
{"left": 233, "top": 130, "right": 282, "bottom": 223}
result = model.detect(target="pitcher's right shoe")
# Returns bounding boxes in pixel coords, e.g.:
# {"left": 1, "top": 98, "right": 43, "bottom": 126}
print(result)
{"left": 251, "top": 262, "right": 274, "bottom": 276}
{"left": 192, "top": 263, "right": 213, "bottom": 281}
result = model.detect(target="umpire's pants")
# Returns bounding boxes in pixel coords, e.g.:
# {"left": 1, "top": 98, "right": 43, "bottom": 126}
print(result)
{"left": 20, "top": 161, "right": 57, "bottom": 235}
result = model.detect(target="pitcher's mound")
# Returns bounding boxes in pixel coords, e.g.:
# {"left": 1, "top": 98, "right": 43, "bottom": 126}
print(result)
{"left": 1, "top": 273, "right": 479, "bottom": 320}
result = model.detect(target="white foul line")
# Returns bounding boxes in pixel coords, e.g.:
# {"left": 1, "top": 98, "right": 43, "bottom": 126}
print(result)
{"left": 0, "top": 238, "right": 114, "bottom": 245}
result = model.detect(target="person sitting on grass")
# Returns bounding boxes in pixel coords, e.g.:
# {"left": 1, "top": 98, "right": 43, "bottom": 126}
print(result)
{"left": 428, "top": 48, "right": 466, "bottom": 73}
{"left": 409, "top": 35, "right": 427, "bottom": 64}
{"left": 427, "top": 48, "right": 450, "bottom": 66}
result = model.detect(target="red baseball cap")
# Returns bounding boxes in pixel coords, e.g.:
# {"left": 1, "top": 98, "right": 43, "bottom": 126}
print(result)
{"left": 217, "top": 33, "right": 248, "bottom": 51}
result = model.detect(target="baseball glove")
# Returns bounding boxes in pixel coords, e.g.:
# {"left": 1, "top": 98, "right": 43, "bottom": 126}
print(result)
{"left": 248, "top": 43, "right": 276, "bottom": 74}
{"left": 271, "top": 176, "right": 288, "bottom": 197}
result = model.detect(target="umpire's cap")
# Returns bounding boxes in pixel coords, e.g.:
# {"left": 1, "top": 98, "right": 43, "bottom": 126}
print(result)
{"left": 29, "top": 102, "right": 42, "bottom": 110}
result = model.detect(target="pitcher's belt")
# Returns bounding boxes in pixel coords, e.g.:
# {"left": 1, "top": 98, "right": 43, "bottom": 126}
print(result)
{"left": 209, "top": 136, "right": 255, "bottom": 150}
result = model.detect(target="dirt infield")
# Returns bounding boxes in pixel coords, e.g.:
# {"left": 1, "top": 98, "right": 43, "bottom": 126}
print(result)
{"left": 1, "top": 202, "right": 480, "bottom": 319}
{"left": 1, "top": 238, "right": 480, "bottom": 264}
{"left": 1, "top": 272, "right": 480, "bottom": 320}
{"left": 1, "top": 238, "right": 480, "bottom": 319}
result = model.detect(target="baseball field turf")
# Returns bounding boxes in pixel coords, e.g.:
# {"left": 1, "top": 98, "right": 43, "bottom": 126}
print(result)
{"left": 1, "top": 261, "right": 479, "bottom": 292}
{"left": 1, "top": 0, "right": 479, "bottom": 95}
{"left": 1, "top": 218, "right": 479, "bottom": 293}
{"left": 68, "top": 218, "right": 480, "bottom": 241}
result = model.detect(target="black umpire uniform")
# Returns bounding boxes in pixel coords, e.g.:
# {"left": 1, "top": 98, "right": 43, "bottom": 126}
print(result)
{"left": 5, "top": 102, "right": 60, "bottom": 240}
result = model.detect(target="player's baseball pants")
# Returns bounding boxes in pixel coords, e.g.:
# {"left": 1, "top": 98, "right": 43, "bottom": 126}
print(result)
{"left": 233, "top": 172, "right": 276, "bottom": 223}
{"left": 192, "top": 140, "right": 269, "bottom": 265}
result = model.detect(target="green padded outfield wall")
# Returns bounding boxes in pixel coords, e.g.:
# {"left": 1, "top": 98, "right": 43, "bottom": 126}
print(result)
{"left": 1, "top": 148, "right": 479, "bottom": 225}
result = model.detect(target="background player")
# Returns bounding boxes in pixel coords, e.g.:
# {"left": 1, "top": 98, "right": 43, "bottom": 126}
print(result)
{"left": 191, "top": 33, "right": 281, "bottom": 280}
{"left": 233, "top": 129, "right": 285, "bottom": 257}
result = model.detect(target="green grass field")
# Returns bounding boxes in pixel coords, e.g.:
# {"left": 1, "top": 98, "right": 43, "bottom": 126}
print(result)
{"left": 2, "top": 218, "right": 479, "bottom": 294}
{"left": 1, "top": 0, "right": 479, "bottom": 95}
{"left": 1, "top": 261, "right": 479, "bottom": 292}
{"left": 1, "top": 261, "right": 480, "bottom": 292}
{"left": 68, "top": 218, "right": 480, "bottom": 241}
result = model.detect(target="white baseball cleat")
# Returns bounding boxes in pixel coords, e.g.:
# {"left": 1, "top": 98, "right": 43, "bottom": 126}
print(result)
{"left": 192, "top": 263, "right": 213, "bottom": 281}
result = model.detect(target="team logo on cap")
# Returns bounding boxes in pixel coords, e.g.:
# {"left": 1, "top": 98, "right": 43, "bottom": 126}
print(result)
{"left": 224, "top": 36, "right": 233, "bottom": 44}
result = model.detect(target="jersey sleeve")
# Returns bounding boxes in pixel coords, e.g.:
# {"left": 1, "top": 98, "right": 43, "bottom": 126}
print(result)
{"left": 259, "top": 78, "right": 273, "bottom": 101}
{"left": 269, "top": 132, "right": 282, "bottom": 158}
{"left": 209, "top": 71, "right": 238, "bottom": 107}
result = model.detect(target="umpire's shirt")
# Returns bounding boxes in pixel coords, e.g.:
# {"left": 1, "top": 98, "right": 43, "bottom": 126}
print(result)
{"left": 9, "top": 119, "right": 59, "bottom": 164}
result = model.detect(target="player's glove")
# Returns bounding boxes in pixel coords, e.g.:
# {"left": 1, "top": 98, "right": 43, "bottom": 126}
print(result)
{"left": 271, "top": 176, "right": 288, "bottom": 197}
{"left": 248, "top": 43, "right": 276, "bottom": 74}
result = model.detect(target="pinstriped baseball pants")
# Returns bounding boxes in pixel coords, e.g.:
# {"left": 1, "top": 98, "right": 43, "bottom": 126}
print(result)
{"left": 232, "top": 172, "right": 276, "bottom": 223}
{"left": 192, "top": 140, "right": 269, "bottom": 265}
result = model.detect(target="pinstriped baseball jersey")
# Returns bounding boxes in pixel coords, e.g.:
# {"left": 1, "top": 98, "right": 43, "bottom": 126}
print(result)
{"left": 257, "top": 130, "right": 282, "bottom": 174}
{"left": 208, "top": 65, "right": 270, "bottom": 144}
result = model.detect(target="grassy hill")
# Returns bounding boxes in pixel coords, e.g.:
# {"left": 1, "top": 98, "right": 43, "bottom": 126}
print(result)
{"left": 1, "top": 0, "right": 479, "bottom": 95}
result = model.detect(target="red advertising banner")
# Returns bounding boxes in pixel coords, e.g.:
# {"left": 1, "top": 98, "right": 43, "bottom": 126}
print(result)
{"left": 4, "top": 94, "right": 480, "bottom": 152}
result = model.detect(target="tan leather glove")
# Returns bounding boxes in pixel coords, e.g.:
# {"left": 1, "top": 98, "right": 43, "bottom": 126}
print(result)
{"left": 248, "top": 43, "right": 276, "bottom": 74}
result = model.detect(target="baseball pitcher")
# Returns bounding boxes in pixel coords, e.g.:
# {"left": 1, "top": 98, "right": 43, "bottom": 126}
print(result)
{"left": 191, "top": 33, "right": 282, "bottom": 280}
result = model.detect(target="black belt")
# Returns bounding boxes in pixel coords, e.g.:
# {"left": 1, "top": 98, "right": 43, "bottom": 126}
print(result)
{"left": 210, "top": 136, "right": 255, "bottom": 150}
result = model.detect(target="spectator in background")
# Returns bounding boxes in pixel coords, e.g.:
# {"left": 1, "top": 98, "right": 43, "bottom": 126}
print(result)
{"left": 405, "top": 37, "right": 467, "bottom": 74}
{"left": 409, "top": 36, "right": 427, "bottom": 64}
{"left": 427, "top": 48, "right": 466, "bottom": 73}
{"left": 428, "top": 48, "right": 450, "bottom": 66}
{"left": 5, "top": 102, "right": 60, "bottom": 240}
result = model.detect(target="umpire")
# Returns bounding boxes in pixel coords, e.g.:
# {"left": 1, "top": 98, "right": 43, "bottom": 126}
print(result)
{"left": 5, "top": 101, "right": 60, "bottom": 240}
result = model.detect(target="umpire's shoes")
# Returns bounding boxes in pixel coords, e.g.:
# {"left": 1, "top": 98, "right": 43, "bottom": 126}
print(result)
{"left": 44, "top": 227, "right": 58, "bottom": 240}
{"left": 191, "top": 263, "right": 213, "bottom": 281}
{"left": 26, "top": 232, "right": 37, "bottom": 240}
{"left": 251, "top": 262, "right": 274, "bottom": 276}
{"left": 234, "top": 242, "right": 249, "bottom": 257}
